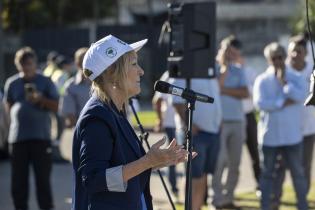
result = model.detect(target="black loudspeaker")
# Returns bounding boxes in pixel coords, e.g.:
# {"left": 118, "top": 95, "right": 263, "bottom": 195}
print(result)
{"left": 168, "top": 1, "right": 216, "bottom": 78}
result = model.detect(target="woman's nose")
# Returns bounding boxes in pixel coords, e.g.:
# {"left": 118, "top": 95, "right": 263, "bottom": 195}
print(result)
{"left": 139, "top": 67, "right": 144, "bottom": 76}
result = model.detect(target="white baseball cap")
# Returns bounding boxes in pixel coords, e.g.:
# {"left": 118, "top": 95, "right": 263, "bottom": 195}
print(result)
{"left": 83, "top": 34, "right": 148, "bottom": 81}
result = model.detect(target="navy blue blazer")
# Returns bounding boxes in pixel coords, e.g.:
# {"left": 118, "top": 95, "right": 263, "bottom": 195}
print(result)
{"left": 72, "top": 96, "right": 153, "bottom": 210}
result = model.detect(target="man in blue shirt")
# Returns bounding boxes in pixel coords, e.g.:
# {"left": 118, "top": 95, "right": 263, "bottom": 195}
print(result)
{"left": 212, "top": 35, "right": 249, "bottom": 209}
{"left": 253, "top": 42, "right": 308, "bottom": 210}
{"left": 171, "top": 77, "right": 222, "bottom": 210}
{"left": 4, "top": 47, "right": 59, "bottom": 210}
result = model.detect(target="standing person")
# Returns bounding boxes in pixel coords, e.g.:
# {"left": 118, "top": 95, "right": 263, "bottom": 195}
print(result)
{"left": 59, "top": 47, "right": 90, "bottom": 128}
{"left": 43, "top": 51, "right": 59, "bottom": 78}
{"left": 171, "top": 76, "right": 222, "bottom": 210}
{"left": 50, "top": 55, "right": 73, "bottom": 160}
{"left": 51, "top": 55, "right": 73, "bottom": 96}
{"left": 152, "top": 70, "right": 183, "bottom": 199}
{"left": 58, "top": 48, "right": 90, "bottom": 161}
{"left": 229, "top": 37, "right": 261, "bottom": 192}
{"left": 72, "top": 35, "right": 191, "bottom": 210}
{"left": 272, "top": 35, "right": 315, "bottom": 209}
{"left": 212, "top": 35, "right": 249, "bottom": 209}
{"left": 253, "top": 42, "right": 308, "bottom": 210}
{"left": 287, "top": 35, "right": 315, "bottom": 193}
{"left": 3, "top": 47, "right": 59, "bottom": 210}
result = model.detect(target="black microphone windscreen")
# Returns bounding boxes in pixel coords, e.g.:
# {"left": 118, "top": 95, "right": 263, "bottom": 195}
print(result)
{"left": 154, "top": 81, "right": 170, "bottom": 93}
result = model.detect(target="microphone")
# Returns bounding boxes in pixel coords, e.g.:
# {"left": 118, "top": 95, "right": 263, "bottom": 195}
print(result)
{"left": 154, "top": 80, "right": 214, "bottom": 103}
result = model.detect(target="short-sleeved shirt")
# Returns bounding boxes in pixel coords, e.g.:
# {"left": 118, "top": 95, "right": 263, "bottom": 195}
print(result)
{"left": 219, "top": 64, "right": 247, "bottom": 121}
{"left": 59, "top": 72, "right": 91, "bottom": 119}
{"left": 3, "top": 73, "right": 59, "bottom": 143}
{"left": 170, "top": 78, "right": 222, "bottom": 134}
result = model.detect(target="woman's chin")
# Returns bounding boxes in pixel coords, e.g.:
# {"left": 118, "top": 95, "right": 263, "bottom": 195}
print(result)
{"left": 128, "top": 89, "right": 141, "bottom": 98}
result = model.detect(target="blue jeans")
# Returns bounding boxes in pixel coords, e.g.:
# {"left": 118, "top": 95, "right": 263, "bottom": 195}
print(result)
{"left": 165, "top": 127, "right": 178, "bottom": 193}
{"left": 192, "top": 131, "right": 220, "bottom": 177}
{"left": 260, "top": 143, "right": 308, "bottom": 210}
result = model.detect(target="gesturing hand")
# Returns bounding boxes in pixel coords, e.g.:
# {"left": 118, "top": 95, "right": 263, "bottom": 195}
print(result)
{"left": 145, "top": 137, "right": 195, "bottom": 169}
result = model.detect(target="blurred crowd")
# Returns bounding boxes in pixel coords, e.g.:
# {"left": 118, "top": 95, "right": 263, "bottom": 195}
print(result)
{"left": 152, "top": 34, "right": 314, "bottom": 210}
{"left": 0, "top": 33, "right": 314, "bottom": 210}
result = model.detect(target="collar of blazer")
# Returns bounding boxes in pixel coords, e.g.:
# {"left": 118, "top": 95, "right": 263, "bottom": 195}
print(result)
{"left": 109, "top": 101, "right": 143, "bottom": 158}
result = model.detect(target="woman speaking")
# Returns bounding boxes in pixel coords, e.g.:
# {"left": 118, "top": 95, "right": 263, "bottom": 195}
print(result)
{"left": 72, "top": 35, "right": 189, "bottom": 210}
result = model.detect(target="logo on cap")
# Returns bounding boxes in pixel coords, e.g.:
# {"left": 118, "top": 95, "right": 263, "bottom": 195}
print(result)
{"left": 105, "top": 47, "right": 117, "bottom": 58}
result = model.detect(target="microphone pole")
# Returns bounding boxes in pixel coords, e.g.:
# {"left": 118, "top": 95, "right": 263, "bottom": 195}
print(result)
{"left": 128, "top": 98, "right": 176, "bottom": 210}
{"left": 184, "top": 78, "right": 194, "bottom": 210}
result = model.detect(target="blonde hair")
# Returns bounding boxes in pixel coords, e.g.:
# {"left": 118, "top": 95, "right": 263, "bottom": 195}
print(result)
{"left": 14, "top": 47, "right": 37, "bottom": 70}
{"left": 83, "top": 51, "right": 133, "bottom": 103}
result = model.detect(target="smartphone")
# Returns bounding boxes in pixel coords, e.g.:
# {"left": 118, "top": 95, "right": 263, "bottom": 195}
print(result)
{"left": 24, "top": 83, "right": 36, "bottom": 95}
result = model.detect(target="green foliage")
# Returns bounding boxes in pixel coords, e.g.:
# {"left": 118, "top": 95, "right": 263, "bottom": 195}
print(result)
{"left": 291, "top": 0, "right": 315, "bottom": 38}
{"left": 1, "top": 0, "right": 117, "bottom": 32}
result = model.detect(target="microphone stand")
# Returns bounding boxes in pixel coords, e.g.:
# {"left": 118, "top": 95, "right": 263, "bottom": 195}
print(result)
{"left": 184, "top": 78, "right": 195, "bottom": 210}
{"left": 128, "top": 98, "right": 176, "bottom": 210}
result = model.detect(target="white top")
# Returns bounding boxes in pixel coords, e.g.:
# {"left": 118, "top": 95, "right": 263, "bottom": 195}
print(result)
{"left": 170, "top": 78, "right": 222, "bottom": 133}
{"left": 242, "top": 65, "right": 258, "bottom": 114}
{"left": 253, "top": 67, "right": 306, "bottom": 146}
{"left": 152, "top": 72, "right": 183, "bottom": 129}
{"left": 288, "top": 61, "right": 315, "bottom": 136}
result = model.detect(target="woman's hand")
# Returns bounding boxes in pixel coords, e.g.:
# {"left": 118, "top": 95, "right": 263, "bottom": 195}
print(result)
{"left": 144, "top": 137, "right": 195, "bottom": 169}
{"left": 122, "top": 137, "right": 197, "bottom": 182}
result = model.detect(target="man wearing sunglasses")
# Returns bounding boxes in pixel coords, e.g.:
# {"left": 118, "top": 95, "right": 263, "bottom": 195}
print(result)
{"left": 253, "top": 42, "right": 308, "bottom": 210}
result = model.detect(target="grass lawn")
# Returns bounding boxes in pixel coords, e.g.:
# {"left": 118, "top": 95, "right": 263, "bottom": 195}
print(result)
{"left": 130, "top": 111, "right": 157, "bottom": 128}
{"left": 174, "top": 183, "right": 315, "bottom": 210}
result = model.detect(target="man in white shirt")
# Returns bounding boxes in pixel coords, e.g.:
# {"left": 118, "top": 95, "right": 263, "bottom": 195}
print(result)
{"left": 253, "top": 42, "right": 308, "bottom": 210}
{"left": 171, "top": 77, "right": 222, "bottom": 210}
{"left": 272, "top": 35, "right": 315, "bottom": 208}
{"left": 286, "top": 34, "right": 314, "bottom": 193}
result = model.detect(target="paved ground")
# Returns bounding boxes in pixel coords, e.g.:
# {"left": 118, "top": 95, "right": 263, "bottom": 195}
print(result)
{"left": 0, "top": 131, "right": 314, "bottom": 210}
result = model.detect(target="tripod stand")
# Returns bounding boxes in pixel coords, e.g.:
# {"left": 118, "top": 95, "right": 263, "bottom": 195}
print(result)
{"left": 128, "top": 98, "right": 176, "bottom": 210}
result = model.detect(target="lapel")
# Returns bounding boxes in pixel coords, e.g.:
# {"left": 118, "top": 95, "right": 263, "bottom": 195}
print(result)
{"left": 108, "top": 101, "right": 142, "bottom": 158}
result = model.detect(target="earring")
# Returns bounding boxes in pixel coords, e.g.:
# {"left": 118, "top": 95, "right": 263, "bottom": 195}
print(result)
{"left": 113, "top": 82, "right": 117, "bottom": 89}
